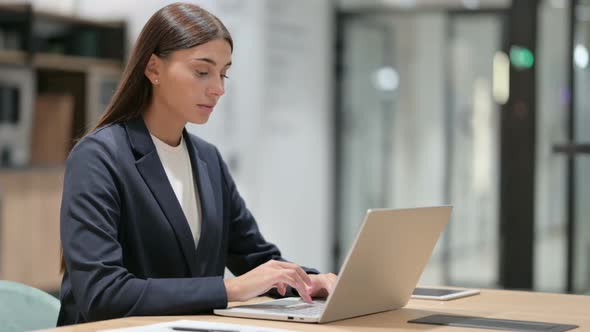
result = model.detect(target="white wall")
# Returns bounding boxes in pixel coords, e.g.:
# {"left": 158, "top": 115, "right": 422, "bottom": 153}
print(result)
{"left": 27, "top": 0, "right": 334, "bottom": 273}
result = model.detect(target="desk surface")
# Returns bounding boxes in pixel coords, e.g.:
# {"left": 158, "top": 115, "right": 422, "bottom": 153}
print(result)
{"left": 41, "top": 288, "right": 590, "bottom": 331}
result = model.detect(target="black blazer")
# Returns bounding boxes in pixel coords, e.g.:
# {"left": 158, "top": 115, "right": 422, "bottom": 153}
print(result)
{"left": 57, "top": 118, "right": 317, "bottom": 326}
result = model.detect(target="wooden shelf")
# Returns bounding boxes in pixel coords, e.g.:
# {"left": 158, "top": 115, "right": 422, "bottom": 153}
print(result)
{"left": 0, "top": 50, "right": 27, "bottom": 66}
{"left": 0, "top": 5, "right": 125, "bottom": 172}
{"left": 36, "top": 10, "right": 124, "bottom": 29}
{"left": 0, "top": 4, "right": 29, "bottom": 14}
{"left": 33, "top": 53, "right": 123, "bottom": 72}
{"left": 0, "top": 168, "right": 65, "bottom": 292}
{"left": 0, "top": 52, "right": 123, "bottom": 71}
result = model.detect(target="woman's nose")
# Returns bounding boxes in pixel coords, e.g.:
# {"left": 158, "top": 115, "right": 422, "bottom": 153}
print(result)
{"left": 208, "top": 76, "right": 225, "bottom": 97}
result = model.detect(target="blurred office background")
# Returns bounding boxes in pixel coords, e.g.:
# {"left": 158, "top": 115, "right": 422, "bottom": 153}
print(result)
{"left": 0, "top": 0, "right": 588, "bottom": 298}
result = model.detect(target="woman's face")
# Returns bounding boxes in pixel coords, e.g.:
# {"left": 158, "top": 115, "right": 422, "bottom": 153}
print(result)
{"left": 148, "top": 39, "right": 232, "bottom": 125}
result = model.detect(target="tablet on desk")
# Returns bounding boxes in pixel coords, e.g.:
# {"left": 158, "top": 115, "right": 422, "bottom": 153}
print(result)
{"left": 411, "top": 287, "right": 480, "bottom": 300}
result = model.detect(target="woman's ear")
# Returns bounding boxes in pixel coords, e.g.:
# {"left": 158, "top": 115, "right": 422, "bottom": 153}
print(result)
{"left": 144, "top": 54, "right": 161, "bottom": 85}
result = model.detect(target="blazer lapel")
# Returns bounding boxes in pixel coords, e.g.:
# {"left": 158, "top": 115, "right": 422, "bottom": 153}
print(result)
{"left": 183, "top": 129, "right": 218, "bottom": 276}
{"left": 124, "top": 118, "right": 199, "bottom": 276}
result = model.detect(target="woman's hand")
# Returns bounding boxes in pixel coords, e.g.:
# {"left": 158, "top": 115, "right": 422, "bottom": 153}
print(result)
{"left": 307, "top": 273, "right": 338, "bottom": 298}
{"left": 224, "top": 260, "right": 314, "bottom": 303}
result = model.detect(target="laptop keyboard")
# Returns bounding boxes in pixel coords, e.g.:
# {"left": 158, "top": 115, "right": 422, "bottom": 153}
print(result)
{"left": 238, "top": 299, "right": 326, "bottom": 317}
{"left": 266, "top": 303, "right": 325, "bottom": 316}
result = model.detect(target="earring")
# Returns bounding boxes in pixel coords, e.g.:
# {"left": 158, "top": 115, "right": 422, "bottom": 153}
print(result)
{"left": 154, "top": 79, "right": 160, "bottom": 85}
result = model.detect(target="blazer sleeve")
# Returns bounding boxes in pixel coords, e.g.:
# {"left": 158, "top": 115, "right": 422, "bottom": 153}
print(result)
{"left": 60, "top": 136, "right": 228, "bottom": 322}
{"left": 216, "top": 148, "right": 319, "bottom": 279}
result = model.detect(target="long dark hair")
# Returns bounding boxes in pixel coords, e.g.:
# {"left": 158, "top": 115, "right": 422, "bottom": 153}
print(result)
{"left": 60, "top": 2, "right": 233, "bottom": 273}
{"left": 93, "top": 2, "right": 232, "bottom": 130}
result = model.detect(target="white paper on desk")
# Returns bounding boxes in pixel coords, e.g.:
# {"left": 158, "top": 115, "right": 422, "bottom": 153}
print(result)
{"left": 99, "top": 319, "right": 297, "bottom": 332}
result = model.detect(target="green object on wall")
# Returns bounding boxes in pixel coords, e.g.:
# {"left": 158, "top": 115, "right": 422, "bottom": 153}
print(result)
{"left": 510, "top": 45, "right": 535, "bottom": 70}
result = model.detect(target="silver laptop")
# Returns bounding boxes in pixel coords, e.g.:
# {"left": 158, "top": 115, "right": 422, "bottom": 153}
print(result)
{"left": 214, "top": 206, "right": 452, "bottom": 324}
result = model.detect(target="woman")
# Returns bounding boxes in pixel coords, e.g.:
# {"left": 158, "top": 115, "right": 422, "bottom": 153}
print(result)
{"left": 58, "top": 2, "right": 336, "bottom": 326}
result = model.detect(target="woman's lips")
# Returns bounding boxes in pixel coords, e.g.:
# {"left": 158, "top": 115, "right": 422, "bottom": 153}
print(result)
{"left": 197, "top": 104, "right": 214, "bottom": 113}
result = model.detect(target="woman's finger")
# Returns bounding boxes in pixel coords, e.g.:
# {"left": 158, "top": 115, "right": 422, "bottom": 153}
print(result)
{"left": 274, "top": 282, "right": 287, "bottom": 296}
{"left": 275, "top": 261, "right": 313, "bottom": 286}
{"left": 276, "top": 271, "right": 313, "bottom": 303}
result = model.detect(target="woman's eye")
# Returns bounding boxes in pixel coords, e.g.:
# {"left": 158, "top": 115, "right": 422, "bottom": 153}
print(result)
{"left": 221, "top": 74, "right": 229, "bottom": 79}
{"left": 196, "top": 71, "right": 208, "bottom": 77}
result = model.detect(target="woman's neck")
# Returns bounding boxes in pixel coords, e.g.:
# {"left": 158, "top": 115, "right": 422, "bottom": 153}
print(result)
{"left": 143, "top": 100, "right": 185, "bottom": 147}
